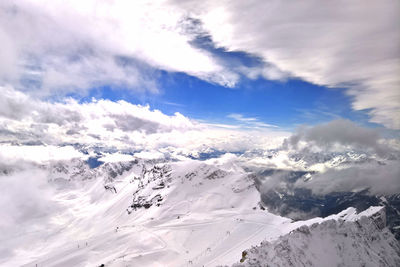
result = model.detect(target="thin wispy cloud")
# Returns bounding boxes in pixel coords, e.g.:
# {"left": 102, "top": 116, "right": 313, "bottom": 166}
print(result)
{"left": 162, "top": 101, "right": 186, "bottom": 107}
{"left": 228, "top": 113, "right": 279, "bottom": 129}
{"left": 228, "top": 114, "right": 258, "bottom": 122}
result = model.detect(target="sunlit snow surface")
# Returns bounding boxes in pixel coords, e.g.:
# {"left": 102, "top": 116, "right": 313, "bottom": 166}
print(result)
{"left": 232, "top": 206, "right": 400, "bottom": 267}
{"left": 0, "top": 157, "right": 398, "bottom": 267}
{"left": 1, "top": 159, "right": 286, "bottom": 266}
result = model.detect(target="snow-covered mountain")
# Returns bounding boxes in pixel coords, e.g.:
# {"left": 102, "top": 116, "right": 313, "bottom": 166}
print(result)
{"left": 230, "top": 207, "right": 400, "bottom": 267}
{"left": 1, "top": 156, "right": 399, "bottom": 266}
{"left": 247, "top": 150, "right": 400, "bottom": 240}
{"left": 2, "top": 158, "right": 284, "bottom": 266}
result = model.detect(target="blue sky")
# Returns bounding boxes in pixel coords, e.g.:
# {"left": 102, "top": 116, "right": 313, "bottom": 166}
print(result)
{"left": 1, "top": 0, "right": 399, "bottom": 136}
{"left": 84, "top": 63, "right": 374, "bottom": 131}
{"left": 68, "top": 17, "right": 389, "bottom": 132}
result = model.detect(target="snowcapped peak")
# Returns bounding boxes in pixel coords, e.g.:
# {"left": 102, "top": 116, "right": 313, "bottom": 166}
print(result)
{"left": 231, "top": 206, "right": 399, "bottom": 267}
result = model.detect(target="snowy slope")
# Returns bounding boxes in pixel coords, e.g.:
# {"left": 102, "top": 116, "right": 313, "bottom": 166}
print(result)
{"left": 1, "top": 158, "right": 399, "bottom": 267}
{"left": 2, "top": 159, "right": 295, "bottom": 267}
{"left": 231, "top": 206, "right": 400, "bottom": 267}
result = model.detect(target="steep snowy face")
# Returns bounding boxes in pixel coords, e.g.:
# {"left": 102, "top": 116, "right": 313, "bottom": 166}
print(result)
{"left": 231, "top": 207, "right": 400, "bottom": 267}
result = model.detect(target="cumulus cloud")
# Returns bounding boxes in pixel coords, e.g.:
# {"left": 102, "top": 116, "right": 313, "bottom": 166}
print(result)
{"left": 295, "top": 161, "right": 400, "bottom": 196}
{"left": 255, "top": 158, "right": 400, "bottom": 197}
{"left": 0, "top": 0, "right": 238, "bottom": 96}
{"left": 283, "top": 119, "right": 391, "bottom": 157}
{"left": 172, "top": 0, "right": 400, "bottom": 129}
{"left": 242, "top": 119, "right": 400, "bottom": 201}
{"left": 0, "top": 86, "right": 287, "bottom": 154}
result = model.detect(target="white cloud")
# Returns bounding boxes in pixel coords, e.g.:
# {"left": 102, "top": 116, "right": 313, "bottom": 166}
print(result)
{"left": 228, "top": 114, "right": 258, "bottom": 122}
{"left": 0, "top": 86, "right": 287, "bottom": 154}
{"left": 133, "top": 150, "right": 165, "bottom": 160}
{"left": 295, "top": 161, "right": 400, "bottom": 195}
{"left": 245, "top": 120, "right": 400, "bottom": 197}
{"left": 283, "top": 119, "right": 391, "bottom": 157}
{"left": 0, "top": 145, "right": 86, "bottom": 165}
{"left": 0, "top": 168, "right": 61, "bottom": 261}
{"left": 227, "top": 113, "right": 279, "bottom": 129}
{"left": 173, "top": 0, "right": 400, "bottom": 129}
{"left": 0, "top": 0, "right": 238, "bottom": 96}
{"left": 1, "top": 0, "right": 398, "bottom": 130}
{"left": 97, "top": 153, "right": 136, "bottom": 163}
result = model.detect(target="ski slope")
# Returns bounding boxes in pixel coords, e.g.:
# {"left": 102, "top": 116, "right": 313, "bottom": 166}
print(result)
{"left": 1, "top": 158, "right": 397, "bottom": 267}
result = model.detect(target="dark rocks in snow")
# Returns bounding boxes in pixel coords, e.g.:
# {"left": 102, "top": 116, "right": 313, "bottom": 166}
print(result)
{"left": 104, "top": 184, "right": 117, "bottom": 193}
{"left": 206, "top": 169, "right": 227, "bottom": 180}
{"left": 152, "top": 181, "right": 165, "bottom": 190}
{"left": 129, "top": 194, "right": 163, "bottom": 211}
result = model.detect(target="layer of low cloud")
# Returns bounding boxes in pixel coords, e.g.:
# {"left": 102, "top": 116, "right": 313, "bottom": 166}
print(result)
{"left": 255, "top": 158, "right": 400, "bottom": 197}
{"left": 247, "top": 120, "right": 400, "bottom": 197}
{"left": 0, "top": 168, "right": 61, "bottom": 261}
{"left": 173, "top": 0, "right": 400, "bottom": 129}
{"left": 0, "top": 85, "right": 287, "bottom": 155}
{"left": 0, "top": 145, "right": 86, "bottom": 165}
{"left": 283, "top": 119, "right": 391, "bottom": 157}
{"left": 295, "top": 161, "right": 400, "bottom": 196}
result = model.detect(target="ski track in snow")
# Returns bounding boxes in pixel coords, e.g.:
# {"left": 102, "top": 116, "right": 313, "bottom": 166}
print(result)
{"left": 190, "top": 218, "right": 282, "bottom": 267}
{"left": 106, "top": 225, "right": 168, "bottom": 265}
